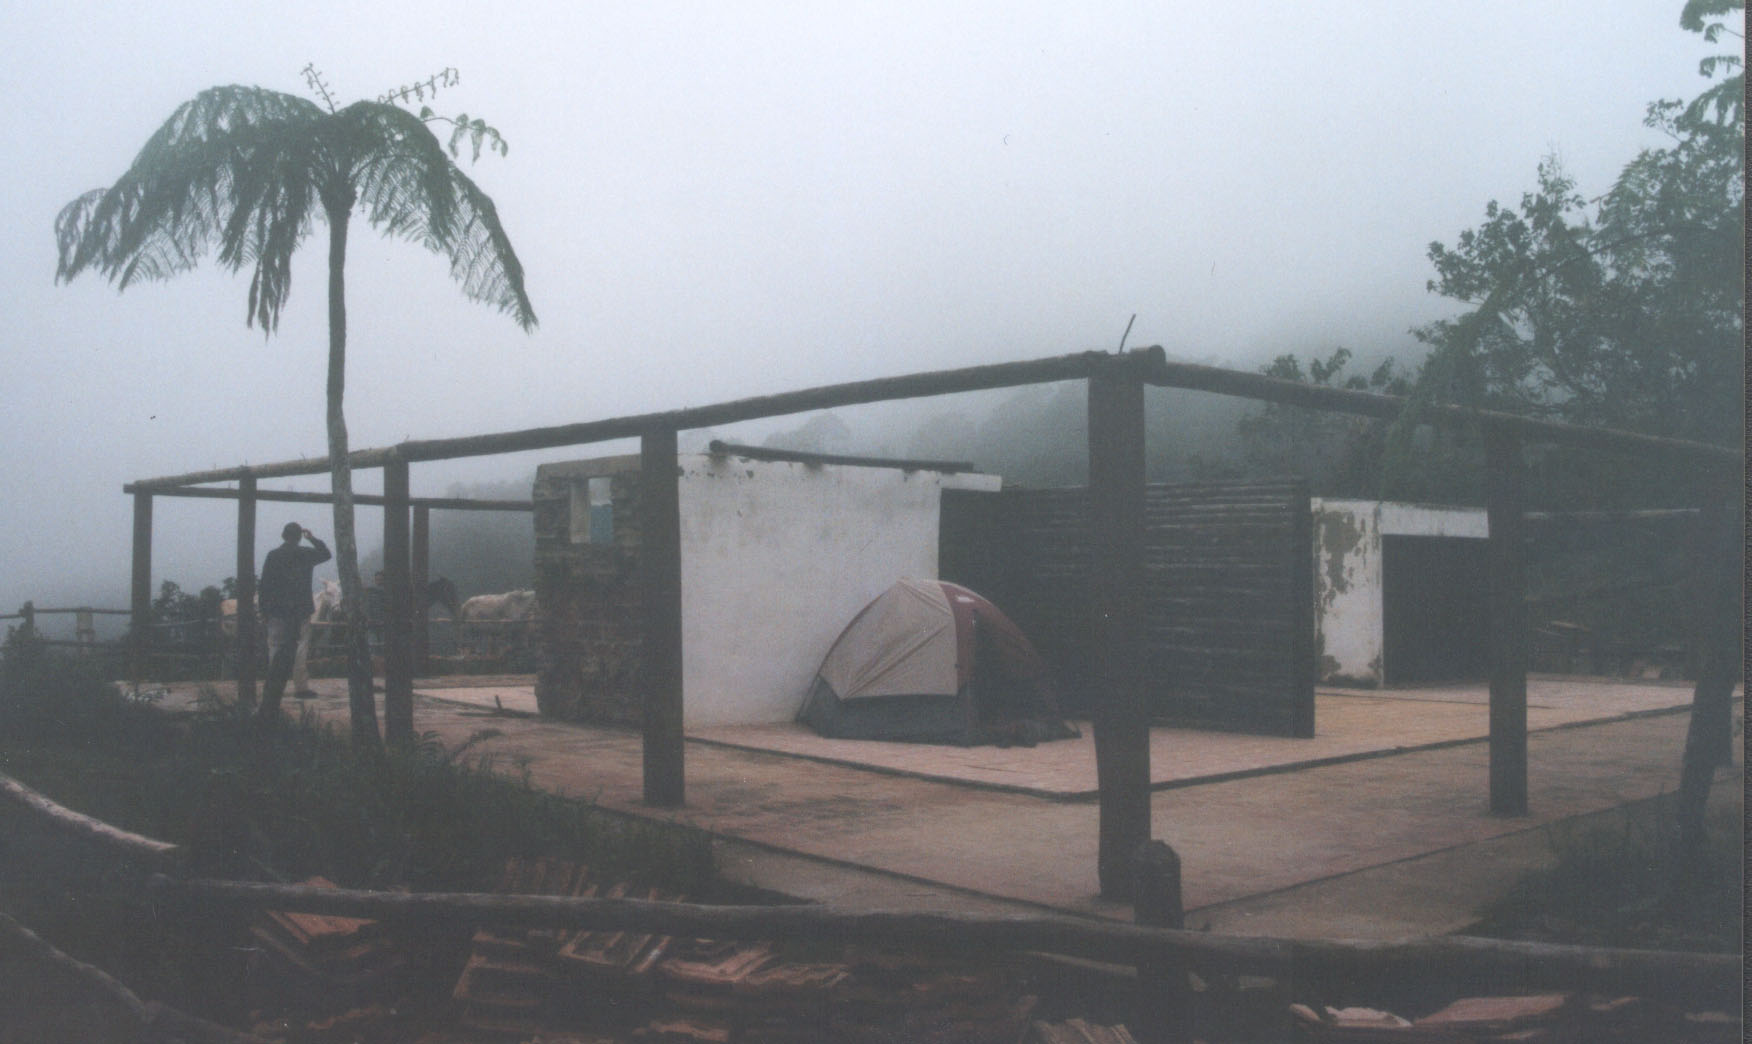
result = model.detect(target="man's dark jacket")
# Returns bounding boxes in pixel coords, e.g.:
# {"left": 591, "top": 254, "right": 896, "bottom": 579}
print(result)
{"left": 258, "top": 539, "right": 331, "bottom": 621}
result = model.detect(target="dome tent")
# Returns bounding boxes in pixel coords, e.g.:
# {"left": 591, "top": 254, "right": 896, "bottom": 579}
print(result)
{"left": 796, "top": 579, "right": 1077, "bottom": 746}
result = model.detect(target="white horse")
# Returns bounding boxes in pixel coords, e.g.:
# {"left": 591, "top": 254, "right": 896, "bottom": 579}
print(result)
{"left": 292, "top": 579, "right": 344, "bottom": 691}
{"left": 456, "top": 589, "right": 538, "bottom": 656}
{"left": 220, "top": 579, "right": 341, "bottom": 692}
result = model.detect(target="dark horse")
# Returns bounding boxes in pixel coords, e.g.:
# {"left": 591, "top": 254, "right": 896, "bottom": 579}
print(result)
{"left": 424, "top": 576, "right": 461, "bottom": 619}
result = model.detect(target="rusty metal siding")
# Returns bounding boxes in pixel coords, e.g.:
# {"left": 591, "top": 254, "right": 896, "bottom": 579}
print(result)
{"left": 941, "top": 480, "right": 1314, "bottom": 736}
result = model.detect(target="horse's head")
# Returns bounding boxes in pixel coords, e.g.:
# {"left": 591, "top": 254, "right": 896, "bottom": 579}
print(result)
{"left": 313, "top": 578, "right": 343, "bottom": 620}
{"left": 428, "top": 577, "right": 461, "bottom": 619}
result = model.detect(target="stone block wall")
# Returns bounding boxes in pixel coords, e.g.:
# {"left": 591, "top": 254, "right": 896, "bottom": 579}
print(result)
{"left": 533, "top": 460, "right": 645, "bottom": 725}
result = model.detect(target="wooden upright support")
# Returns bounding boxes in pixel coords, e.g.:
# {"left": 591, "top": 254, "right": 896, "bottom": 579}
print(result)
{"left": 1089, "top": 362, "right": 1151, "bottom": 899}
{"left": 383, "top": 455, "right": 414, "bottom": 746}
{"left": 1675, "top": 478, "right": 1742, "bottom": 857}
{"left": 411, "top": 505, "right": 431, "bottom": 676}
{"left": 641, "top": 426, "right": 685, "bottom": 807}
{"left": 235, "top": 475, "right": 258, "bottom": 710}
{"left": 129, "top": 492, "right": 153, "bottom": 689}
{"left": 1485, "top": 425, "right": 1528, "bottom": 816}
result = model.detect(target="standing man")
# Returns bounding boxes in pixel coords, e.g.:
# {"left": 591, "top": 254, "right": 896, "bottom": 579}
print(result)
{"left": 258, "top": 522, "right": 331, "bottom": 720}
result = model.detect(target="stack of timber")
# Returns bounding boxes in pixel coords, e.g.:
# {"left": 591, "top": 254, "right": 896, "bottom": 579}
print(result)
{"left": 1020, "top": 1019, "right": 1139, "bottom": 1044}
{"left": 451, "top": 857, "right": 1051, "bottom": 1043}
{"left": 452, "top": 856, "right": 594, "bottom": 1034}
{"left": 248, "top": 876, "right": 403, "bottom": 1007}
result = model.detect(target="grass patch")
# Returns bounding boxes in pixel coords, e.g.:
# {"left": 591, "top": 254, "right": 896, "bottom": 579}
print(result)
{"left": 0, "top": 648, "right": 715, "bottom": 895}
{"left": 1467, "top": 788, "right": 1742, "bottom": 953}
{"left": 1, "top": 649, "right": 720, "bottom": 1024}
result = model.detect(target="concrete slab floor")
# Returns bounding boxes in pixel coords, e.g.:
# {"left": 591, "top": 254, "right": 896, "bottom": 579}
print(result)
{"left": 149, "top": 677, "right": 1742, "bottom": 941}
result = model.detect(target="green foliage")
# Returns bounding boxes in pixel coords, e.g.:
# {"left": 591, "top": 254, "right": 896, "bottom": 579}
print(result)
{"left": 1, "top": 692, "right": 714, "bottom": 896}
{"left": 1408, "top": 3, "right": 1743, "bottom": 474}
{"left": 1469, "top": 794, "right": 1741, "bottom": 953}
{"left": 0, "top": 645, "right": 168, "bottom": 747}
{"left": 1233, "top": 348, "right": 1448, "bottom": 499}
{"left": 55, "top": 81, "right": 537, "bottom": 335}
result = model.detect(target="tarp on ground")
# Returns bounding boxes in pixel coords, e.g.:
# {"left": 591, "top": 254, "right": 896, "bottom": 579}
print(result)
{"left": 796, "top": 579, "right": 1077, "bottom": 746}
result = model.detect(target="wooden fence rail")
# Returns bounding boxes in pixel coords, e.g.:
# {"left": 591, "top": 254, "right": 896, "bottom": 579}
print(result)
{"left": 0, "top": 770, "right": 1737, "bottom": 1012}
{"left": 143, "top": 876, "right": 1738, "bottom": 1007}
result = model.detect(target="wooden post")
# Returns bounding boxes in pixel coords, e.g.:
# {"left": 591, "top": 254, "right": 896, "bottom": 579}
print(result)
{"left": 1133, "top": 840, "right": 1190, "bottom": 1043}
{"left": 129, "top": 492, "right": 153, "bottom": 688}
{"left": 1089, "top": 363, "right": 1151, "bottom": 899}
{"left": 412, "top": 505, "right": 431, "bottom": 676}
{"left": 1288, "top": 480, "right": 1316, "bottom": 738}
{"left": 1675, "top": 480, "right": 1742, "bottom": 858}
{"left": 383, "top": 455, "right": 414, "bottom": 746}
{"left": 235, "top": 475, "right": 258, "bottom": 710}
{"left": 641, "top": 426, "right": 685, "bottom": 807}
{"left": 1484, "top": 426, "right": 1528, "bottom": 816}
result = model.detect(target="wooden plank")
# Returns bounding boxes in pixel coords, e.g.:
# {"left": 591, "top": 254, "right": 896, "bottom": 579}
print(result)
{"left": 382, "top": 455, "right": 414, "bottom": 746}
{"left": 129, "top": 492, "right": 152, "bottom": 688}
{"left": 1087, "top": 368, "right": 1150, "bottom": 901}
{"left": 1485, "top": 426, "right": 1528, "bottom": 816}
{"left": 641, "top": 426, "right": 685, "bottom": 808}
{"left": 235, "top": 475, "right": 257, "bottom": 711}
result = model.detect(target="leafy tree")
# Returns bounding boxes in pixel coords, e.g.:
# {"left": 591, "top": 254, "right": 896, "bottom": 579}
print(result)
{"left": 1403, "top": 2, "right": 1742, "bottom": 506}
{"left": 56, "top": 71, "right": 537, "bottom": 750}
{"left": 1235, "top": 349, "right": 1430, "bottom": 498}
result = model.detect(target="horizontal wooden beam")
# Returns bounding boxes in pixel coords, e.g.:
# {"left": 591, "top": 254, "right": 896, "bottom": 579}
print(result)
{"left": 1524, "top": 508, "right": 1701, "bottom": 523}
{"left": 128, "top": 350, "right": 1152, "bottom": 488}
{"left": 1, "top": 607, "right": 131, "bottom": 617}
{"left": 147, "top": 876, "right": 1738, "bottom": 1005}
{"left": 1138, "top": 357, "right": 1738, "bottom": 463}
{"left": 117, "top": 484, "right": 532, "bottom": 512}
{"left": 127, "top": 346, "right": 1738, "bottom": 491}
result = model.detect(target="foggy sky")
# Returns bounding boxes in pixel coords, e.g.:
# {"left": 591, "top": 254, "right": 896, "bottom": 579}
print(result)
{"left": 0, "top": 0, "right": 1717, "bottom": 619}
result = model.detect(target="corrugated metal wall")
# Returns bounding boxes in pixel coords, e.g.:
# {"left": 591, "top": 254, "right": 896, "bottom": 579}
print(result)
{"left": 941, "top": 480, "right": 1314, "bottom": 736}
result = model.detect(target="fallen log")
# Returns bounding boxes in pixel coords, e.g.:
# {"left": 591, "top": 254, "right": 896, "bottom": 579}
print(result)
{"left": 0, "top": 773, "right": 180, "bottom": 870}
{"left": 148, "top": 876, "right": 1739, "bottom": 1007}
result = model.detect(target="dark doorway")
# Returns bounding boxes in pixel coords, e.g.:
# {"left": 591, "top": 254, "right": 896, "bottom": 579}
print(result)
{"left": 1381, "top": 535, "right": 1490, "bottom": 684}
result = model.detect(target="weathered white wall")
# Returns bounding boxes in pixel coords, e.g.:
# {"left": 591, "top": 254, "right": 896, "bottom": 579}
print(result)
{"left": 677, "top": 455, "right": 1000, "bottom": 727}
{"left": 1311, "top": 499, "right": 1488, "bottom": 687}
{"left": 1312, "top": 500, "right": 1384, "bottom": 687}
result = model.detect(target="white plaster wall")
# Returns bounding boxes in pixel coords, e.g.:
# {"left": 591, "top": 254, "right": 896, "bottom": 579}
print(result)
{"left": 677, "top": 455, "right": 1000, "bottom": 727}
{"left": 1311, "top": 499, "right": 1490, "bottom": 687}
{"left": 1311, "top": 499, "right": 1384, "bottom": 687}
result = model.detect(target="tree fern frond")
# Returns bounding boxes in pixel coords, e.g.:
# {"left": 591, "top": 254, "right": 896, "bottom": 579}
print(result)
{"left": 339, "top": 101, "right": 535, "bottom": 329}
{"left": 57, "top": 82, "right": 534, "bottom": 333}
{"left": 55, "top": 85, "right": 333, "bottom": 329}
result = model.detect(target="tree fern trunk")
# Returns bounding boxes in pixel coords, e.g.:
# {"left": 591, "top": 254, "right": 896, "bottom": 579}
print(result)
{"left": 324, "top": 197, "right": 382, "bottom": 754}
